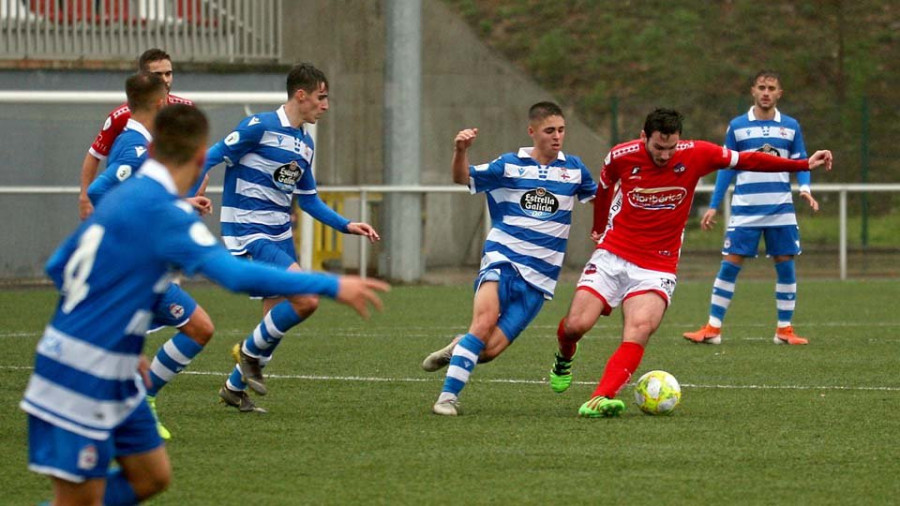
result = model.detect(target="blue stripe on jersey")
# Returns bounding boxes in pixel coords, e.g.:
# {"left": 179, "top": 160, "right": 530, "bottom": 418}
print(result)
{"left": 494, "top": 221, "right": 566, "bottom": 251}
{"left": 221, "top": 221, "right": 291, "bottom": 238}
{"left": 223, "top": 192, "right": 288, "bottom": 213}
{"left": 733, "top": 181, "right": 792, "bottom": 195}
{"left": 500, "top": 178, "right": 586, "bottom": 195}
{"left": 35, "top": 355, "right": 135, "bottom": 402}
{"left": 483, "top": 241, "right": 561, "bottom": 280}
{"left": 233, "top": 169, "right": 294, "bottom": 193}
{"left": 731, "top": 203, "right": 796, "bottom": 216}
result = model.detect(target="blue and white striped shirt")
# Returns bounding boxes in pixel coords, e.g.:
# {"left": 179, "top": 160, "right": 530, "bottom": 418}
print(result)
{"left": 470, "top": 147, "right": 597, "bottom": 298}
{"left": 712, "top": 108, "right": 810, "bottom": 229}
{"left": 201, "top": 106, "right": 350, "bottom": 255}
{"left": 21, "top": 160, "right": 221, "bottom": 439}
{"left": 87, "top": 119, "right": 151, "bottom": 205}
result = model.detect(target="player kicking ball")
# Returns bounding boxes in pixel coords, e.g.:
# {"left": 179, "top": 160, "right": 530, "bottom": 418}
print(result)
{"left": 548, "top": 108, "right": 832, "bottom": 417}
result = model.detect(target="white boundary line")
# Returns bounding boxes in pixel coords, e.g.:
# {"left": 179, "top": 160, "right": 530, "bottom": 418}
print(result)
{"left": 2, "top": 365, "right": 899, "bottom": 392}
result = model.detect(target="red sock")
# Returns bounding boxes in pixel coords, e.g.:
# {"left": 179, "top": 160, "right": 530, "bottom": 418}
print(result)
{"left": 592, "top": 342, "right": 645, "bottom": 399}
{"left": 557, "top": 318, "right": 578, "bottom": 359}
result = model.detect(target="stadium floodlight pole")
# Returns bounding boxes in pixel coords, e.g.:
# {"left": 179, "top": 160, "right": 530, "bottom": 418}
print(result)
{"left": 382, "top": 0, "right": 423, "bottom": 282}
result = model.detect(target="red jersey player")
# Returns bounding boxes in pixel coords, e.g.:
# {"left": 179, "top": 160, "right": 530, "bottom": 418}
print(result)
{"left": 547, "top": 108, "right": 833, "bottom": 418}
{"left": 78, "top": 48, "right": 193, "bottom": 219}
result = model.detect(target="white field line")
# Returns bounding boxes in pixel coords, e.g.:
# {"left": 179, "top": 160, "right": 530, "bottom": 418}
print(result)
{"left": 2, "top": 320, "right": 899, "bottom": 339}
{"left": 2, "top": 365, "right": 899, "bottom": 392}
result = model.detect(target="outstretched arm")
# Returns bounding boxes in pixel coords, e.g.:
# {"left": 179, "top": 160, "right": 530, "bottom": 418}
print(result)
{"left": 198, "top": 248, "right": 389, "bottom": 319}
{"left": 452, "top": 128, "right": 478, "bottom": 185}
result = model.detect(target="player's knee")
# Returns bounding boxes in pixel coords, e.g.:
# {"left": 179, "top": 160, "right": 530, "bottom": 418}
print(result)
{"left": 289, "top": 295, "right": 319, "bottom": 317}
{"left": 134, "top": 462, "right": 172, "bottom": 500}
{"left": 186, "top": 311, "right": 215, "bottom": 345}
{"left": 563, "top": 314, "right": 593, "bottom": 338}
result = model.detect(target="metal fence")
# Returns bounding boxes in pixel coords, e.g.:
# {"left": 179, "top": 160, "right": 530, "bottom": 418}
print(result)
{"left": 0, "top": 0, "right": 281, "bottom": 62}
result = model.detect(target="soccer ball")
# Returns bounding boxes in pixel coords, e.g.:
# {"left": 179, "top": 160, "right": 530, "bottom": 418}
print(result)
{"left": 633, "top": 370, "right": 681, "bottom": 415}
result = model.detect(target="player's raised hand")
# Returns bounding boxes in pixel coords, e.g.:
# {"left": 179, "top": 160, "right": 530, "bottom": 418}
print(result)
{"left": 700, "top": 208, "right": 718, "bottom": 231}
{"left": 808, "top": 150, "right": 833, "bottom": 171}
{"left": 454, "top": 128, "right": 478, "bottom": 151}
{"left": 335, "top": 276, "right": 390, "bottom": 319}
{"left": 347, "top": 222, "right": 381, "bottom": 243}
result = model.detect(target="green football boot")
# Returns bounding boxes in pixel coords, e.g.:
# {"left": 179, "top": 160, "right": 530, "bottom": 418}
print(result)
{"left": 578, "top": 396, "right": 626, "bottom": 418}
{"left": 549, "top": 344, "right": 577, "bottom": 393}
{"left": 146, "top": 395, "right": 172, "bottom": 440}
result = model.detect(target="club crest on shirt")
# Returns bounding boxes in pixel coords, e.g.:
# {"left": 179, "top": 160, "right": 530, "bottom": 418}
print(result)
{"left": 756, "top": 143, "right": 781, "bottom": 157}
{"left": 627, "top": 187, "right": 687, "bottom": 210}
{"left": 520, "top": 187, "right": 559, "bottom": 218}
{"left": 273, "top": 160, "right": 302, "bottom": 191}
{"left": 673, "top": 163, "right": 686, "bottom": 174}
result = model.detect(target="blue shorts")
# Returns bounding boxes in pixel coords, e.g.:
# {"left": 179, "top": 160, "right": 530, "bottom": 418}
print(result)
{"left": 150, "top": 282, "right": 197, "bottom": 330}
{"left": 474, "top": 264, "right": 545, "bottom": 342}
{"left": 242, "top": 238, "right": 298, "bottom": 269}
{"left": 722, "top": 226, "right": 801, "bottom": 257}
{"left": 27, "top": 399, "right": 162, "bottom": 483}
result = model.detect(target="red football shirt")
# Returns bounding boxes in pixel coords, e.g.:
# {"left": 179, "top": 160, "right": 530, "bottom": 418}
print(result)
{"left": 88, "top": 94, "right": 193, "bottom": 159}
{"left": 592, "top": 139, "right": 809, "bottom": 274}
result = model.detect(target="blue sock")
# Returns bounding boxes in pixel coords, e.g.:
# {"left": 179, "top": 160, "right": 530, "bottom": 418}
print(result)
{"left": 226, "top": 365, "right": 246, "bottom": 391}
{"left": 709, "top": 260, "right": 742, "bottom": 327}
{"left": 103, "top": 468, "right": 139, "bottom": 506}
{"left": 243, "top": 301, "right": 304, "bottom": 359}
{"left": 438, "top": 333, "right": 485, "bottom": 400}
{"left": 774, "top": 260, "right": 797, "bottom": 327}
{"left": 147, "top": 333, "right": 204, "bottom": 397}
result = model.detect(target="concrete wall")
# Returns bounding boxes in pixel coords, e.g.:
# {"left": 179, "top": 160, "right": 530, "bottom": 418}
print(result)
{"left": 0, "top": 0, "right": 608, "bottom": 280}
{"left": 282, "top": 0, "right": 608, "bottom": 272}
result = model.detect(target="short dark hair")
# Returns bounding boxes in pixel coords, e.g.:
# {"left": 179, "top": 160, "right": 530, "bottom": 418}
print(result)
{"left": 643, "top": 108, "right": 684, "bottom": 137}
{"left": 287, "top": 63, "right": 328, "bottom": 98}
{"left": 153, "top": 104, "right": 209, "bottom": 165}
{"left": 138, "top": 48, "right": 171, "bottom": 71}
{"left": 125, "top": 72, "right": 167, "bottom": 112}
{"left": 752, "top": 69, "right": 781, "bottom": 87}
{"left": 529, "top": 101, "right": 564, "bottom": 123}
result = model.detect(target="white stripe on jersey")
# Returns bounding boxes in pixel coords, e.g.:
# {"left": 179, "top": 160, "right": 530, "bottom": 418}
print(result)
{"left": 260, "top": 131, "right": 314, "bottom": 163}
{"left": 234, "top": 179, "right": 291, "bottom": 208}
{"left": 502, "top": 215, "right": 570, "bottom": 238}
{"left": 22, "top": 375, "right": 143, "bottom": 437}
{"left": 486, "top": 228, "right": 565, "bottom": 267}
{"left": 239, "top": 152, "right": 284, "bottom": 174}
{"left": 728, "top": 213, "right": 798, "bottom": 228}
{"left": 733, "top": 126, "right": 797, "bottom": 143}
{"left": 222, "top": 230, "right": 293, "bottom": 251}
{"left": 732, "top": 192, "right": 793, "bottom": 207}
{"left": 735, "top": 171, "right": 790, "bottom": 185}
{"left": 481, "top": 250, "right": 556, "bottom": 295}
{"left": 502, "top": 163, "right": 583, "bottom": 184}
{"left": 38, "top": 326, "right": 140, "bottom": 382}
{"left": 488, "top": 187, "right": 576, "bottom": 211}
{"left": 221, "top": 206, "right": 291, "bottom": 227}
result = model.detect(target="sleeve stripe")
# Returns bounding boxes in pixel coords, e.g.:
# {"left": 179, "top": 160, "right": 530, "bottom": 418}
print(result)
{"left": 729, "top": 150, "right": 739, "bottom": 168}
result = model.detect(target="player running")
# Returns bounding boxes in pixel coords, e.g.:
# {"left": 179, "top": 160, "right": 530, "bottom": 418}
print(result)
{"left": 421, "top": 102, "right": 597, "bottom": 416}
{"left": 547, "top": 108, "right": 832, "bottom": 417}
{"left": 87, "top": 71, "right": 213, "bottom": 441}
{"left": 21, "top": 104, "right": 388, "bottom": 506}
{"left": 195, "top": 63, "right": 380, "bottom": 410}
{"left": 79, "top": 48, "right": 192, "bottom": 220}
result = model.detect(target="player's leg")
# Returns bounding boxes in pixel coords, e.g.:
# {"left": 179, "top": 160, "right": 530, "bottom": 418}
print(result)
{"left": 684, "top": 227, "right": 758, "bottom": 344}
{"left": 146, "top": 286, "right": 213, "bottom": 439}
{"left": 767, "top": 226, "right": 807, "bottom": 345}
{"left": 224, "top": 240, "right": 311, "bottom": 401}
{"left": 432, "top": 278, "right": 499, "bottom": 416}
{"left": 106, "top": 400, "right": 170, "bottom": 505}
{"left": 550, "top": 250, "right": 616, "bottom": 393}
{"left": 50, "top": 477, "right": 105, "bottom": 506}
{"left": 580, "top": 292, "right": 667, "bottom": 418}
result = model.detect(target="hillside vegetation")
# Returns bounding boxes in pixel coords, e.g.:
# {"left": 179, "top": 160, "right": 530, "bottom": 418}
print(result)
{"left": 443, "top": 0, "right": 898, "bottom": 201}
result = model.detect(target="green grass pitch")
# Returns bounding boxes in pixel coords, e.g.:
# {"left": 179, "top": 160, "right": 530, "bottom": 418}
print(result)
{"left": 2, "top": 279, "right": 899, "bottom": 505}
